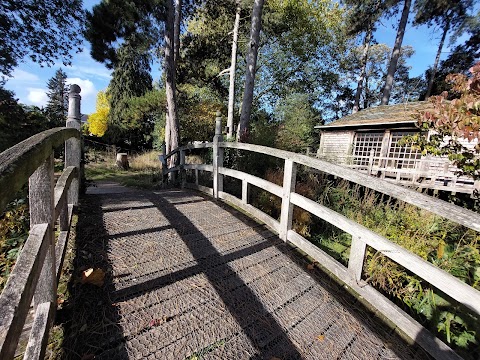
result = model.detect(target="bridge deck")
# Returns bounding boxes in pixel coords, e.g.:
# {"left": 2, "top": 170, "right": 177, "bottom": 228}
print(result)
{"left": 60, "top": 184, "right": 429, "bottom": 359}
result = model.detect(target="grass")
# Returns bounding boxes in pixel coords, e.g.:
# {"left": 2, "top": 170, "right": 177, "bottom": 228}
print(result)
{"left": 85, "top": 150, "right": 164, "bottom": 190}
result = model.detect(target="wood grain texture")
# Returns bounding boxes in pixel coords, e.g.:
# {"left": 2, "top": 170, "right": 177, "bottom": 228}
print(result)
{"left": 289, "top": 192, "right": 480, "bottom": 316}
{"left": 53, "top": 166, "right": 77, "bottom": 220}
{"left": 218, "top": 167, "right": 283, "bottom": 198}
{"left": 0, "top": 224, "right": 49, "bottom": 360}
{"left": 286, "top": 230, "right": 462, "bottom": 360}
{"left": 0, "top": 128, "right": 79, "bottom": 212}
{"left": 279, "top": 160, "right": 296, "bottom": 241}
{"left": 219, "top": 142, "right": 480, "bottom": 232}
{"left": 218, "top": 191, "right": 280, "bottom": 233}
{"left": 29, "top": 156, "right": 56, "bottom": 309}
{"left": 23, "top": 302, "right": 53, "bottom": 360}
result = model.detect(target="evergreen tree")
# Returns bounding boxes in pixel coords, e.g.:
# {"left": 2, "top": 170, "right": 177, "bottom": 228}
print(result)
{"left": 414, "top": 0, "right": 474, "bottom": 98}
{"left": 45, "top": 69, "right": 69, "bottom": 127}
{"left": 0, "top": 87, "right": 49, "bottom": 151}
{"left": 106, "top": 39, "right": 153, "bottom": 149}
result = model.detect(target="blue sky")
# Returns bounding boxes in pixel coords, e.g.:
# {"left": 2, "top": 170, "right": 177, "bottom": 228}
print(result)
{"left": 3, "top": 1, "right": 475, "bottom": 115}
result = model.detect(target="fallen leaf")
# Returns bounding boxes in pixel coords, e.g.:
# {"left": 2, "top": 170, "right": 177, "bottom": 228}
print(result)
{"left": 307, "top": 264, "right": 315, "bottom": 270}
{"left": 81, "top": 268, "right": 105, "bottom": 287}
{"left": 149, "top": 318, "right": 164, "bottom": 327}
{"left": 317, "top": 334, "right": 325, "bottom": 341}
{"left": 57, "top": 298, "right": 65, "bottom": 305}
{"left": 81, "top": 354, "right": 95, "bottom": 360}
{"left": 270, "top": 357, "right": 282, "bottom": 360}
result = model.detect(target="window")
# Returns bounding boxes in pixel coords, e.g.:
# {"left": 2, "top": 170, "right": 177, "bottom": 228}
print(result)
{"left": 387, "top": 131, "right": 420, "bottom": 168}
{"left": 353, "top": 132, "right": 383, "bottom": 166}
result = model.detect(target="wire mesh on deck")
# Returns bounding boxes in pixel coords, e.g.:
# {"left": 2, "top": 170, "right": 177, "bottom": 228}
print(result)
{"left": 62, "top": 186, "right": 430, "bottom": 360}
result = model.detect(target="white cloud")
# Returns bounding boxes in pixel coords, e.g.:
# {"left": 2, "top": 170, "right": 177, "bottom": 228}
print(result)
{"left": 66, "top": 78, "right": 97, "bottom": 98}
{"left": 10, "top": 69, "right": 41, "bottom": 83}
{"left": 27, "top": 88, "right": 48, "bottom": 106}
{"left": 70, "top": 65, "right": 111, "bottom": 79}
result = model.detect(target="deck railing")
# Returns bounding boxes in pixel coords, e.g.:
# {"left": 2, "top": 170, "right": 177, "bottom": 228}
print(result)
{"left": 0, "top": 85, "right": 82, "bottom": 359}
{"left": 163, "top": 112, "right": 480, "bottom": 360}
{"left": 345, "top": 150, "right": 479, "bottom": 194}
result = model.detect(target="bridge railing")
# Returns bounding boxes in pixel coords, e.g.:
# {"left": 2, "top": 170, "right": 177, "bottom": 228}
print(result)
{"left": 0, "top": 86, "right": 82, "bottom": 360}
{"left": 163, "top": 112, "right": 480, "bottom": 360}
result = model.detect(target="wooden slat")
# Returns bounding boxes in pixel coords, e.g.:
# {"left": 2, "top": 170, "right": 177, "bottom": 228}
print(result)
{"left": 55, "top": 205, "right": 74, "bottom": 283}
{"left": 184, "top": 183, "right": 214, "bottom": 196}
{"left": 0, "top": 224, "right": 49, "bottom": 359}
{"left": 218, "top": 191, "right": 280, "bottom": 233}
{"left": 279, "top": 160, "right": 296, "bottom": 241}
{"left": 218, "top": 167, "right": 283, "bottom": 198}
{"left": 219, "top": 142, "right": 480, "bottom": 232}
{"left": 0, "top": 128, "right": 79, "bottom": 212}
{"left": 348, "top": 235, "right": 366, "bottom": 282}
{"left": 286, "top": 230, "right": 462, "bottom": 360}
{"left": 289, "top": 192, "right": 480, "bottom": 316}
{"left": 179, "top": 142, "right": 214, "bottom": 151}
{"left": 184, "top": 164, "right": 213, "bottom": 172}
{"left": 23, "top": 302, "right": 53, "bottom": 360}
{"left": 53, "top": 166, "right": 77, "bottom": 220}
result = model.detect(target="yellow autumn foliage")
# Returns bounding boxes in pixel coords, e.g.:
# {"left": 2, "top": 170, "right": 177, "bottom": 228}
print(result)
{"left": 88, "top": 90, "right": 110, "bottom": 137}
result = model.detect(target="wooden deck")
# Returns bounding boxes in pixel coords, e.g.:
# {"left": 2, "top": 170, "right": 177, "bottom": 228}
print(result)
{"left": 59, "top": 183, "right": 430, "bottom": 359}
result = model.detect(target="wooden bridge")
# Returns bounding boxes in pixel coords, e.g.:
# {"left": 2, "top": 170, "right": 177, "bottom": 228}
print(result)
{"left": 0, "top": 94, "right": 480, "bottom": 359}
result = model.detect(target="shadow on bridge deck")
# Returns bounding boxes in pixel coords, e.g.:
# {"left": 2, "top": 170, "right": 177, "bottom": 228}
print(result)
{"left": 57, "top": 183, "right": 431, "bottom": 360}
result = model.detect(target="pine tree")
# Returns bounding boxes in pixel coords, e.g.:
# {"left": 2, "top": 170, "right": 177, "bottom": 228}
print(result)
{"left": 45, "top": 69, "right": 69, "bottom": 127}
{"left": 106, "top": 39, "right": 153, "bottom": 149}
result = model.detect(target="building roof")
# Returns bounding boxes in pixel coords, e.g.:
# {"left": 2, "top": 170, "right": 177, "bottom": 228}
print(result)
{"left": 316, "top": 101, "right": 433, "bottom": 130}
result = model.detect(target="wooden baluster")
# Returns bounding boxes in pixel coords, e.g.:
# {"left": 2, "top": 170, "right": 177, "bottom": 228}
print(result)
{"left": 213, "top": 111, "right": 224, "bottom": 199}
{"left": 29, "top": 154, "right": 56, "bottom": 307}
{"left": 348, "top": 235, "right": 366, "bottom": 282}
{"left": 367, "top": 149, "right": 374, "bottom": 176}
{"left": 180, "top": 149, "right": 186, "bottom": 188}
{"left": 279, "top": 159, "right": 296, "bottom": 241}
{"left": 65, "top": 85, "right": 82, "bottom": 205}
{"left": 242, "top": 179, "right": 249, "bottom": 204}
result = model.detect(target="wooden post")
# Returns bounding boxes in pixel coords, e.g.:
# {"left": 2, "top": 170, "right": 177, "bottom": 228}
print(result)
{"left": 29, "top": 154, "right": 56, "bottom": 307}
{"left": 367, "top": 149, "right": 374, "bottom": 176}
{"left": 65, "top": 84, "right": 81, "bottom": 205}
{"left": 279, "top": 159, "right": 296, "bottom": 241}
{"left": 242, "top": 179, "right": 249, "bottom": 204}
{"left": 348, "top": 236, "right": 367, "bottom": 282}
{"left": 195, "top": 169, "right": 199, "bottom": 186}
{"left": 180, "top": 149, "right": 186, "bottom": 188}
{"left": 213, "top": 111, "right": 224, "bottom": 199}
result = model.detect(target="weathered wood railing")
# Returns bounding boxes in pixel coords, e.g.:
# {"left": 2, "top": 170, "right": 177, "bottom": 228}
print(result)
{"left": 347, "top": 150, "right": 479, "bottom": 194}
{"left": 162, "top": 112, "right": 480, "bottom": 360}
{"left": 0, "top": 85, "right": 82, "bottom": 359}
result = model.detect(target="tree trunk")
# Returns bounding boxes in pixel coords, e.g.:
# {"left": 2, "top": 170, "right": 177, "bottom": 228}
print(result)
{"left": 237, "top": 0, "right": 265, "bottom": 142}
{"left": 353, "top": 24, "right": 373, "bottom": 114}
{"left": 174, "top": 0, "right": 182, "bottom": 66}
{"left": 364, "top": 75, "right": 370, "bottom": 109}
{"left": 425, "top": 19, "right": 450, "bottom": 99}
{"left": 165, "top": 0, "right": 179, "bottom": 166}
{"left": 381, "top": 0, "right": 412, "bottom": 105}
{"left": 227, "top": 4, "right": 241, "bottom": 140}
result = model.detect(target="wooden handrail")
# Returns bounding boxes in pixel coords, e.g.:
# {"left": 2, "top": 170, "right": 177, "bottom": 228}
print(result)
{"left": 167, "top": 115, "right": 480, "bottom": 360}
{"left": 0, "top": 85, "right": 82, "bottom": 360}
{"left": 0, "top": 128, "right": 79, "bottom": 212}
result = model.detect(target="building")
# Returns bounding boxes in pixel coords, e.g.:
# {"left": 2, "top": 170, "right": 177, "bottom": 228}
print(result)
{"left": 315, "top": 102, "right": 478, "bottom": 194}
